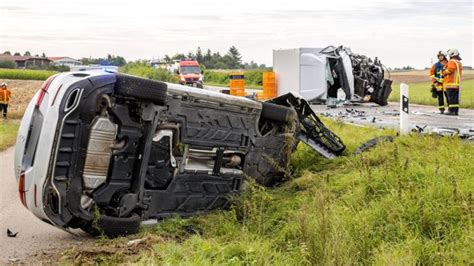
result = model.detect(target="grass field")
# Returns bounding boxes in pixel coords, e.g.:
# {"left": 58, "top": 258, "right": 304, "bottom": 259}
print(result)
{"left": 0, "top": 69, "right": 56, "bottom": 80}
{"left": 55, "top": 120, "right": 473, "bottom": 265}
{"left": 0, "top": 120, "right": 19, "bottom": 151}
{"left": 389, "top": 79, "right": 474, "bottom": 108}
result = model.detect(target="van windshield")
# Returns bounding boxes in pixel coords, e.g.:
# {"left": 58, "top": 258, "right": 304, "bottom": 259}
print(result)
{"left": 180, "top": 66, "right": 201, "bottom": 74}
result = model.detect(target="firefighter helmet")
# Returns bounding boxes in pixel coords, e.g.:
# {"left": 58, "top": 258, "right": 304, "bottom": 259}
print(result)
{"left": 447, "top": 49, "right": 460, "bottom": 58}
{"left": 437, "top": 50, "right": 447, "bottom": 59}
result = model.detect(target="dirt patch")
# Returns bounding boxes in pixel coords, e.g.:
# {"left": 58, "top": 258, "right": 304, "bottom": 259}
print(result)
{"left": 389, "top": 69, "right": 474, "bottom": 84}
{"left": 37, "top": 234, "right": 165, "bottom": 264}
{"left": 0, "top": 79, "right": 43, "bottom": 119}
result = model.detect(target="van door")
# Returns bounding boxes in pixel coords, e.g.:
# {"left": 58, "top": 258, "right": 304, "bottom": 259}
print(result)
{"left": 300, "top": 53, "right": 327, "bottom": 102}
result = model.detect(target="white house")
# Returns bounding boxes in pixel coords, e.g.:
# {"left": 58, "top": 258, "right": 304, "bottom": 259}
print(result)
{"left": 48, "top": 57, "right": 81, "bottom": 68}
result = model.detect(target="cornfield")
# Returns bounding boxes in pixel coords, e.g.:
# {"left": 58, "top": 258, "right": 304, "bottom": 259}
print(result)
{"left": 0, "top": 69, "right": 56, "bottom": 80}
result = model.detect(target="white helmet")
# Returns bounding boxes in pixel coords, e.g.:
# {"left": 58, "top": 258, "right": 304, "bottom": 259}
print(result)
{"left": 1, "top": 82, "right": 6, "bottom": 87}
{"left": 437, "top": 50, "right": 447, "bottom": 59}
{"left": 447, "top": 49, "right": 460, "bottom": 58}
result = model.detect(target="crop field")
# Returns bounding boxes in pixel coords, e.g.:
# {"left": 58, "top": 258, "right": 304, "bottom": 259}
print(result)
{"left": 388, "top": 69, "right": 474, "bottom": 84}
{"left": 0, "top": 69, "right": 56, "bottom": 80}
{"left": 46, "top": 119, "right": 473, "bottom": 265}
{"left": 0, "top": 79, "right": 43, "bottom": 119}
{"left": 388, "top": 70, "right": 474, "bottom": 109}
{"left": 389, "top": 79, "right": 474, "bottom": 109}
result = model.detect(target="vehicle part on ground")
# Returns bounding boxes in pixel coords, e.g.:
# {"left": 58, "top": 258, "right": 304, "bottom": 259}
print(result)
{"left": 14, "top": 71, "right": 345, "bottom": 237}
{"left": 269, "top": 93, "right": 346, "bottom": 159}
{"left": 354, "top": 136, "right": 395, "bottom": 154}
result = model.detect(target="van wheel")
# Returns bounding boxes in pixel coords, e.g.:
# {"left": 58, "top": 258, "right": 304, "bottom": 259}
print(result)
{"left": 115, "top": 74, "right": 168, "bottom": 105}
{"left": 81, "top": 213, "right": 141, "bottom": 238}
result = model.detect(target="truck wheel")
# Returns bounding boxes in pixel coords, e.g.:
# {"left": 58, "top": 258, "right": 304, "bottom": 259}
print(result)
{"left": 81, "top": 212, "right": 141, "bottom": 238}
{"left": 115, "top": 74, "right": 168, "bottom": 105}
{"left": 372, "top": 80, "right": 392, "bottom": 106}
{"left": 261, "top": 102, "right": 296, "bottom": 123}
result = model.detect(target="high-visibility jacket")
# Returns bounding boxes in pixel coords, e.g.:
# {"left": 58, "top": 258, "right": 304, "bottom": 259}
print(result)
{"left": 443, "top": 59, "right": 462, "bottom": 90}
{"left": 430, "top": 62, "right": 444, "bottom": 90}
{"left": 0, "top": 88, "right": 12, "bottom": 104}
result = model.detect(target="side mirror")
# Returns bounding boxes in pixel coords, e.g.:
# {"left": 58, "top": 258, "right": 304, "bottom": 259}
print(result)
{"left": 201, "top": 70, "right": 204, "bottom": 74}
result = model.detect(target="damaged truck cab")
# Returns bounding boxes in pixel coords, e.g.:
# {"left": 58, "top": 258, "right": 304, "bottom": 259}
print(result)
{"left": 273, "top": 46, "right": 392, "bottom": 106}
{"left": 15, "top": 71, "right": 344, "bottom": 237}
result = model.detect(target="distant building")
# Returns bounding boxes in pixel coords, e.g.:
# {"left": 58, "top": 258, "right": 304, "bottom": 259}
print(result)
{"left": 0, "top": 55, "right": 51, "bottom": 69}
{"left": 48, "top": 57, "right": 81, "bottom": 68}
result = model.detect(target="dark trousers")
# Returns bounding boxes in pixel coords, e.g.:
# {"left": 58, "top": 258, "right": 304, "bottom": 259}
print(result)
{"left": 0, "top": 103, "right": 8, "bottom": 118}
{"left": 446, "top": 89, "right": 459, "bottom": 113}
{"left": 435, "top": 90, "right": 446, "bottom": 110}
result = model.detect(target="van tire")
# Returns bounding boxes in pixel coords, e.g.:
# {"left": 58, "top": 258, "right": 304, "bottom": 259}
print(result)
{"left": 115, "top": 74, "right": 168, "bottom": 105}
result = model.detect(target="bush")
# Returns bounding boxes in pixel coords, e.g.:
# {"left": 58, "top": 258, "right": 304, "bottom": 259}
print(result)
{"left": 0, "top": 69, "right": 56, "bottom": 80}
{"left": 203, "top": 69, "right": 271, "bottom": 87}
{"left": 119, "top": 61, "right": 178, "bottom": 83}
{"left": 203, "top": 70, "right": 229, "bottom": 85}
{"left": 47, "top": 65, "right": 70, "bottom": 72}
{"left": 0, "top": 60, "right": 16, "bottom": 69}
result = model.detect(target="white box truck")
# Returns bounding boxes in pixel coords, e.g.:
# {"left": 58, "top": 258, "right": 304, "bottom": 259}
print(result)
{"left": 273, "top": 46, "right": 392, "bottom": 106}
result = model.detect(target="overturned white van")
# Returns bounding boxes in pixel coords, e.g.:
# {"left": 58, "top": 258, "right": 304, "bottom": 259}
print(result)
{"left": 273, "top": 46, "right": 392, "bottom": 106}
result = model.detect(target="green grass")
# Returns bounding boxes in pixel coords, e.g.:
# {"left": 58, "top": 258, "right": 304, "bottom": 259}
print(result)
{"left": 0, "top": 69, "right": 56, "bottom": 80}
{"left": 59, "top": 120, "right": 474, "bottom": 265}
{"left": 0, "top": 120, "right": 19, "bottom": 151}
{"left": 389, "top": 79, "right": 474, "bottom": 108}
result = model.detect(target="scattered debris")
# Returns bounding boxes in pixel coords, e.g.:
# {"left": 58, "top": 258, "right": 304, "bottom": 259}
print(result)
{"left": 7, "top": 228, "right": 18, "bottom": 238}
{"left": 431, "top": 127, "right": 460, "bottom": 137}
{"left": 355, "top": 136, "right": 395, "bottom": 154}
{"left": 414, "top": 125, "right": 428, "bottom": 133}
{"left": 8, "top": 258, "right": 20, "bottom": 263}
{"left": 345, "top": 108, "right": 366, "bottom": 117}
{"left": 127, "top": 238, "right": 145, "bottom": 247}
{"left": 381, "top": 110, "right": 399, "bottom": 116}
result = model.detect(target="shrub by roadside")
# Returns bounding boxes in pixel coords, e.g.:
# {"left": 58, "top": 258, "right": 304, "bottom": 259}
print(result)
{"left": 119, "top": 62, "right": 178, "bottom": 83}
{"left": 204, "top": 69, "right": 269, "bottom": 87}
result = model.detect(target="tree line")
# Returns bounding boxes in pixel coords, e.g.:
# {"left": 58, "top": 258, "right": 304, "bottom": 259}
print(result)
{"left": 2, "top": 46, "right": 267, "bottom": 70}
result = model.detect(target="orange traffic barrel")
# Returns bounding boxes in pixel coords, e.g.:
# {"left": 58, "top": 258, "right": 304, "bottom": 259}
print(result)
{"left": 262, "top": 72, "right": 276, "bottom": 99}
{"left": 229, "top": 72, "right": 245, "bottom": 97}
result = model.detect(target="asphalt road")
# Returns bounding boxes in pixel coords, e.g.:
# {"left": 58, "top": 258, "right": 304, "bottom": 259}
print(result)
{"left": 311, "top": 102, "right": 474, "bottom": 134}
{"left": 0, "top": 146, "right": 87, "bottom": 263}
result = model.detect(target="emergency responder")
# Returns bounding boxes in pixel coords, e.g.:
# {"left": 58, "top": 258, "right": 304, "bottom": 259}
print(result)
{"left": 0, "top": 82, "right": 12, "bottom": 119}
{"left": 443, "top": 49, "right": 463, "bottom": 116}
{"left": 430, "top": 51, "right": 448, "bottom": 113}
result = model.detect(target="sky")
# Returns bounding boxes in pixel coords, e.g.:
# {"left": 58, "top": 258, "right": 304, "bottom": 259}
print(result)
{"left": 0, "top": 0, "right": 472, "bottom": 69}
